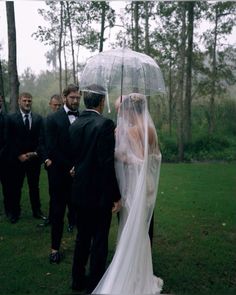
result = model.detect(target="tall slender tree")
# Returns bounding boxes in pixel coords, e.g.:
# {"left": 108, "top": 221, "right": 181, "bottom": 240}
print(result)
{"left": 201, "top": 2, "right": 236, "bottom": 134}
{"left": 99, "top": 2, "right": 106, "bottom": 52}
{"left": 58, "top": 1, "right": 64, "bottom": 93}
{"left": 177, "top": 3, "right": 187, "bottom": 161}
{"left": 65, "top": 1, "right": 76, "bottom": 84}
{"left": 0, "top": 58, "right": 6, "bottom": 111}
{"left": 144, "top": 1, "right": 150, "bottom": 55}
{"left": 6, "top": 1, "right": 19, "bottom": 113}
{"left": 134, "top": 1, "right": 140, "bottom": 52}
{"left": 184, "top": 1, "right": 194, "bottom": 143}
{"left": 89, "top": 1, "right": 115, "bottom": 52}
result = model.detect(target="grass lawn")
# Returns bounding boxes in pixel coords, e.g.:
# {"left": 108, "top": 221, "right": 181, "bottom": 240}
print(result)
{"left": 0, "top": 163, "right": 235, "bottom": 294}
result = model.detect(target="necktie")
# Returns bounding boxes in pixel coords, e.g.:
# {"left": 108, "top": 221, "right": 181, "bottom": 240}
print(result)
{"left": 24, "top": 114, "right": 30, "bottom": 130}
{"left": 67, "top": 111, "right": 79, "bottom": 117}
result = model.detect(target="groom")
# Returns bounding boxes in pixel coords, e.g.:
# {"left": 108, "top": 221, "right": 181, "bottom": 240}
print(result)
{"left": 69, "top": 84, "right": 121, "bottom": 293}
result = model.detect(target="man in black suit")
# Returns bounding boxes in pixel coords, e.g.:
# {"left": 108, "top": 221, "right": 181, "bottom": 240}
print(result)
{"left": 0, "top": 95, "right": 10, "bottom": 216}
{"left": 45, "top": 84, "right": 80, "bottom": 263}
{"left": 69, "top": 84, "right": 121, "bottom": 293}
{"left": 7, "top": 92, "right": 45, "bottom": 223}
{"left": 38, "top": 93, "right": 63, "bottom": 227}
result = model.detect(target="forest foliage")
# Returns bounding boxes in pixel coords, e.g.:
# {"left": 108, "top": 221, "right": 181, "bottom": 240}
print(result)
{"left": 1, "top": 1, "right": 236, "bottom": 162}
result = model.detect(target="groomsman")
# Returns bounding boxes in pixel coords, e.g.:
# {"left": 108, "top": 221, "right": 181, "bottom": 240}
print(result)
{"left": 45, "top": 84, "right": 80, "bottom": 264}
{"left": 0, "top": 95, "right": 10, "bottom": 216}
{"left": 49, "top": 94, "right": 62, "bottom": 112}
{"left": 38, "top": 93, "right": 62, "bottom": 227}
{"left": 7, "top": 92, "right": 46, "bottom": 223}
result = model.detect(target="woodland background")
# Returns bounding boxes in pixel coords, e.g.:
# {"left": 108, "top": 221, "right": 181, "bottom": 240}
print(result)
{"left": 1, "top": 1, "right": 236, "bottom": 162}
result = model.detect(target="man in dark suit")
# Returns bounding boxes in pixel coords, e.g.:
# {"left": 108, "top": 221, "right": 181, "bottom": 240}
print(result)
{"left": 37, "top": 93, "right": 63, "bottom": 227}
{"left": 7, "top": 92, "right": 46, "bottom": 223}
{"left": 45, "top": 84, "right": 80, "bottom": 264}
{"left": 0, "top": 95, "right": 10, "bottom": 216}
{"left": 69, "top": 84, "right": 121, "bottom": 293}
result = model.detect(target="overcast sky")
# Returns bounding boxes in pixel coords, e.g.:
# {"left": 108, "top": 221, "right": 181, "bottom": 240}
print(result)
{"left": 0, "top": 1, "right": 235, "bottom": 75}
{"left": 0, "top": 1, "right": 127, "bottom": 74}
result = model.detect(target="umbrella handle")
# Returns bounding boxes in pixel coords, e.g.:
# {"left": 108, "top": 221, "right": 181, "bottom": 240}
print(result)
{"left": 120, "top": 62, "right": 124, "bottom": 102}
{"left": 105, "top": 86, "right": 111, "bottom": 113}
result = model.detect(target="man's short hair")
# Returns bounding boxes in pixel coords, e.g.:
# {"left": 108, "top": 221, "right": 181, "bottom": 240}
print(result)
{"left": 83, "top": 84, "right": 106, "bottom": 109}
{"left": 63, "top": 84, "right": 79, "bottom": 97}
{"left": 50, "top": 94, "right": 61, "bottom": 101}
{"left": 19, "top": 92, "right": 32, "bottom": 99}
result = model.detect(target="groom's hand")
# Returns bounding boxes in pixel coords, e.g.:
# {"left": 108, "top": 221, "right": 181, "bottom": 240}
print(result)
{"left": 70, "top": 166, "right": 75, "bottom": 177}
{"left": 112, "top": 200, "right": 122, "bottom": 213}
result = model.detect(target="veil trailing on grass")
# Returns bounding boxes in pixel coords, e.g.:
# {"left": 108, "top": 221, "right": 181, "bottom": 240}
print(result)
{"left": 92, "top": 93, "right": 163, "bottom": 294}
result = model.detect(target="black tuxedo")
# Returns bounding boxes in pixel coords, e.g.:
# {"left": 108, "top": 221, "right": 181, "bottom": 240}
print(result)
{"left": 69, "top": 110, "right": 121, "bottom": 292}
{"left": 0, "top": 111, "right": 6, "bottom": 159}
{"left": 7, "top": 111, "right": 45, "bottom": 219}
{"left": 45, "top": 107, "right": 76, "bottom": 250}
{"left": 0, "top": 111, "right": 10, "bottom": 215}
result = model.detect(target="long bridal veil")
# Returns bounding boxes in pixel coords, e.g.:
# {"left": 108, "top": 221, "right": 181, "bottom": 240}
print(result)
{"left": 93, "top": 93, "right": 163, "bottom": 294}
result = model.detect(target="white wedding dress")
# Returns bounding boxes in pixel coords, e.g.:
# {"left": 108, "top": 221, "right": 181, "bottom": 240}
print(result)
{"left": 92, "top": 94, "right": 163, "bottom": 294}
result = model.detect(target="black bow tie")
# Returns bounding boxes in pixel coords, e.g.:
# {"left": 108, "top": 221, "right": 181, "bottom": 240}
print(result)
{"left": 67, "top": 111, "right": 79, "bottom": 117}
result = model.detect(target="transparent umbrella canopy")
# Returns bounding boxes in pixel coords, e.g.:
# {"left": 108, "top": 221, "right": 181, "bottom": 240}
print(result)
{"left": 80, "top": 47, "right": 166, "bottom": 112}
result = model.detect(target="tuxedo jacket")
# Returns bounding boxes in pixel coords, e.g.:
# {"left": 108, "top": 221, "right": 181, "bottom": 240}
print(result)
{"left": 0, "top": 111, "right": 8, "bottom": 163}
{"left": 69, "top": 110, "right": 121, "bottom": 210}
{"left": 7, "top": 111, "right": 45, "bottom": 163}
{"left": 45, "top": 107, "right": 74, "bottom": 171}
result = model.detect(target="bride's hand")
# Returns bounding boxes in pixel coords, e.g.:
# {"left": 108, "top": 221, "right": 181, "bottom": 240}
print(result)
{"left": 112, "top": 200, "right": 122, "bottom": 213}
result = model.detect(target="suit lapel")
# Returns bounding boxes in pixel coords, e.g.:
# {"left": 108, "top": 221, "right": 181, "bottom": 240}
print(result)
{"left": 61, "top": 107, "right": 72, "bottom": 127}
{"left": 16, "top": 111, "right": 26, "bottom": 130}
{"left": 31, "top": 113, "right": 37, "bottom": 132}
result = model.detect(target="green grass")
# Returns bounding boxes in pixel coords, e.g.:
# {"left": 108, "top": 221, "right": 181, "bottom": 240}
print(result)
{"left": 0, "top": 163, "right": 235, "bottom": 294}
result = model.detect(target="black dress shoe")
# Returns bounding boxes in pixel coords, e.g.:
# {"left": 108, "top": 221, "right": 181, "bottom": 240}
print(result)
{"left": 33, "top": 211, "right": 47, "bottom": 220}
{"left": 10, "top": 216, "right": 19, "bottom": 224}
{"left": 37, "top": 218, "right": 51, "bottom": 227}
{"left": 49, "top": 251, "right": 64, "bottom": 264}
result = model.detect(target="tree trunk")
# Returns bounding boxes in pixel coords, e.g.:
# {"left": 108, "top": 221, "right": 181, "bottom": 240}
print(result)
{"left": 58, "top": 1, "right": 63, "bottom": 93}
{"left": 209, "top": 6, "right": 218, "bottom": 135}
{"left": 66, "top": 2, "right": 76, "bottom": 84}
{"left": 99, "top": 2, "right": 106, "bottom": 52}
{"left": 6, "top": 1, "right": 19, "bottom": 113}
{"left": 177, "top": 3, "right": 186, "bottom": 161}
{"left": 131, "top": 2, "right": 135, "bottom": 50}
{"left": 134, "top": 2, "right": 139, "bottom": 52}
{"left": 144, "top": 1, "right": 150, "bottom": 55}
{"left": 0, "top": 58, "right": 6, "bottom": 111}
{"left": 168, "top": 61, "right": 173, "bottom": 136}
{"left": 184, "top": 1, "right": 194, "bottom": 143}
{"left": 63, "top": 36, "right": 68, "bottom": 87}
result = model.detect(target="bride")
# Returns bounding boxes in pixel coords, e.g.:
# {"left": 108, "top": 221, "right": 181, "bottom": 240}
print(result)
{"left": 92, "top": 93, "right": 163, "bottom": 294}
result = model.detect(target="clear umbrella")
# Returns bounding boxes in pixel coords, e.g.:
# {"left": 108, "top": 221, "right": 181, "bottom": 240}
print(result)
{"left": 80, "top": 47, "right": 166, "bottom": 112}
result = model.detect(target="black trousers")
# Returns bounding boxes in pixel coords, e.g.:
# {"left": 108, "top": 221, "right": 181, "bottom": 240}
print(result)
{"left": 9, "top": 159, "right": 41, "bottom": 218}
{"left": 0, "top": 161, "right": 10, "bottom": 216}
{"left": 72, "top": 207, "right": 112, "bottom": 292}
{"left": 49, "top": 166, "right": 76, "bottom": 250}
{"left": 46, "top": 167, "right": 75, "bottom": 225}
{"left": 46, "top": 168, "right": 53, "bottom": 223}
{"left": 149, "top": 214, "right": 154, "bottom": 246}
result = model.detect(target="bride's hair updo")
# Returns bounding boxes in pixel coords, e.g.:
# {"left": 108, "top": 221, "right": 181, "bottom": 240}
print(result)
{"left": 122, "top": 93, "right": 146, "bottom": 114}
